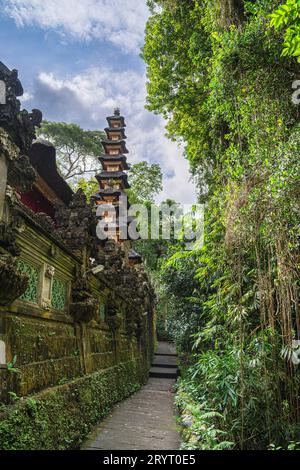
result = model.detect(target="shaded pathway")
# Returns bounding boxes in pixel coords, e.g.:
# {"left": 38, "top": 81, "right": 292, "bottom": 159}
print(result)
{"left": 82, "top": 342, "right": 180, "bottom": 450}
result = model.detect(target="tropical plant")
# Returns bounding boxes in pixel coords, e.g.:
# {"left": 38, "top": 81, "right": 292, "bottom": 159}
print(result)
{"left": 143, "top": 0, "right": 300, "bottom": 450}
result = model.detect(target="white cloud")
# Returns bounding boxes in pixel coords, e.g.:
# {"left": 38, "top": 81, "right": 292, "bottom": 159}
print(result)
{"left": 2, "top": 0, "right": 149, "bottom": 53}
{"left": 2, "top": 0, "right": 197, "bottom": 203}
{"left": 20, "top": 91, "right": 33, "bottom": 102}
{"left": 29, "top": 66, "right": 197, "bottom": 204}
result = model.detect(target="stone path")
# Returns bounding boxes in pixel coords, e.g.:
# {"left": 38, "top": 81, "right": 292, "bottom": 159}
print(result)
{"left": 82, "top": 342, "right": 180, "bottom": 451}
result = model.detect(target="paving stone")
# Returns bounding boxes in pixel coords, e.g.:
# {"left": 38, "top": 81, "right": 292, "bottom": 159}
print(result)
{"left": 82, "top": 342, "right": 180, "bottom": 451}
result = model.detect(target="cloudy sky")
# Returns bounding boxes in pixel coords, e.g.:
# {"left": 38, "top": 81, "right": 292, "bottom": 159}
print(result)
{"left": 0, "top": 0, "right": 197, "bottom": 204}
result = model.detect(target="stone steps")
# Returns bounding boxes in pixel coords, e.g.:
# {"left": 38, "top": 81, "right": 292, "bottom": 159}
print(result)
{"left": 154, "top": 352, "right": 177, "bottom": 357}
{"left": 153, "top": 355, "right": 178, "bottom": 367}
{"left": 149, "top": 366, "right": 178, "bottom": 379}
{"left": 149, "top": 343, "right": 178, "bottom": 379}
{"left": 153, "top": 363, "right": 178, "bottom": 369}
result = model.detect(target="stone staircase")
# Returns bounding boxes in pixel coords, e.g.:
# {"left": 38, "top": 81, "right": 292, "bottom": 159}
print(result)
{"left": 149, "top": 342, "right": 178, "bottom": 380}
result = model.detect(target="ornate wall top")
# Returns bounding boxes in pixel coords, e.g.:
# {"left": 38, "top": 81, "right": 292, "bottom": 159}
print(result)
{"left": 0, "top": 61, "right": 42, "bottom": 153}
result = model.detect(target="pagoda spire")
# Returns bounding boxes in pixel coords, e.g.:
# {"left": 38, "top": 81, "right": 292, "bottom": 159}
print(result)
{"left": 93, "top": 109, "right": 132, "bottom": 243}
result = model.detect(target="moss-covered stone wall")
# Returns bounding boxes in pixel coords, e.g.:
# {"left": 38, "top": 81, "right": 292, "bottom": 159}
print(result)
{"left": 0, "top": 359, "right": 147, "bottom": 450}
{"left": 0, "top": 72, "right": 155, "bottom": 450}
{"left": 0, "top": 214, "right": 154, "bottom": 449}
{"left": 0, "top": 314, "right": 82, "bottom": 399}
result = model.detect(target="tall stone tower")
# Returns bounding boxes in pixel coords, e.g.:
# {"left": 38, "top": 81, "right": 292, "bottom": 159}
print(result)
{"left": 94, "top": 108, "right": 130, "bottom": 241}
{"left": 94, "top": 109, "right": 141, "bottom": 265}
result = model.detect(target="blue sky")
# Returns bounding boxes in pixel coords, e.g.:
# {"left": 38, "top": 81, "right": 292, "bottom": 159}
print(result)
{"left": 0, "top": 0, "right": 197, "bottom": 204}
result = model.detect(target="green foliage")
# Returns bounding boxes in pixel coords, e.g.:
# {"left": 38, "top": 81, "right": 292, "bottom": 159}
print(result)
{"left": 127, "top": 161, "right": 163, "bottom": 203}
{"left": 0, "top": 360, "right": 146, "bottom": 450}
{"left": 270, "top": 0, "right": 300, "bottom": 61}
{"left": 7, "top": 355, "right": 20, "bottom": 375}
{"left": 74, "top": 177, "right": 99, "bottom": 202}
{"left": 157, "top": 249, "right": 203, "bottom": 350}
{"left": 144, "top": 0, "right": 300, "bottom": 450}
{"left": 37, "top": 120, "right": 104, "bottom": 181}
{"left": 177, "top": 333, "right": 300, "bottom": 450}
{"left": 176, "top": 382, "right": 234, "bottom": 450}
{"left": 8, "top": 392, "right": 20, "bottom": 403}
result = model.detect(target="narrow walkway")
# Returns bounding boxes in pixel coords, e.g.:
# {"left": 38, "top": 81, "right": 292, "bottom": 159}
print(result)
{"left": 82, "top": 342, "right": 180, "bottom": 450}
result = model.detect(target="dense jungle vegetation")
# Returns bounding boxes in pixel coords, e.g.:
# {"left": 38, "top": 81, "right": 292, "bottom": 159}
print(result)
{"left": 142, "top": 0, "right": 300, "bottom": 450}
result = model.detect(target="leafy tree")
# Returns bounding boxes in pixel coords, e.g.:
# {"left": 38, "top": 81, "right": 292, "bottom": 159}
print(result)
{"left": 133, "top": 198, "right": 183, "bottom": 271}
{"left": 74, "top": 178, "right": 99, "bottom": 202}
{"left": 37, "top": 120, "right": 104, "bottom": 181}
{"left": 127, "top": 161, "right": 163, "bottom": 203}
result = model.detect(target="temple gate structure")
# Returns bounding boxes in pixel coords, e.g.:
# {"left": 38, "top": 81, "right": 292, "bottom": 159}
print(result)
{"left": 0, "top": 61, "right": 155, "bottom": 450}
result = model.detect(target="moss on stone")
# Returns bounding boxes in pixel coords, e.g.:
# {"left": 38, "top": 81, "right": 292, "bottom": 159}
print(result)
{"left": 0, "top": 359, "right": 147, "bottom": 450}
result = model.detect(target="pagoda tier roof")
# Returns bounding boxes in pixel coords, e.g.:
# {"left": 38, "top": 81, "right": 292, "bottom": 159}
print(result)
{"left": 105, "top": 127, "right": 127, "bottom": 139}
{"left": 106, "top": 115, "right": 126, "bottom": 127}
{"left": 91, "top": 188, "right": 123, "bottom": 199}
{"left": 96, "top": 172, "right": 130, "bottom": 189}
{"left": 96, "top": 170, "right": 129, "bottom": 179}
{"left": 99, "top": 154, "right": 130, "bottom": 170}
{"left": 101, "top": 139, "right": 129, "bottom": 154}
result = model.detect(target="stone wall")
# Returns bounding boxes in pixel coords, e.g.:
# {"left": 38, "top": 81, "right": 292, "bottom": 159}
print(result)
{"left": 0, "top": 360, "right": 147, "bottom": 450}
{"left": 0, "top": 208, "right": 154, "bottom": 449}
{"left": 0, "top": 61, "right": 156, "bottom": 449}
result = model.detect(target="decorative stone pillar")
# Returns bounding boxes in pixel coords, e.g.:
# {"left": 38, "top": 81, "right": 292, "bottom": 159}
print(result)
{"left": 69, "top": 277, "right": 98, "bottom": 323}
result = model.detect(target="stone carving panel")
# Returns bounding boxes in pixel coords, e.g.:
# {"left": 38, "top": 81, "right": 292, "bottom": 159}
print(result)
{"left": 51, "top": 278, "right": 67, "bottom": 311}
{"left": 17, "top": 259, "right": 39, "bottom": 304}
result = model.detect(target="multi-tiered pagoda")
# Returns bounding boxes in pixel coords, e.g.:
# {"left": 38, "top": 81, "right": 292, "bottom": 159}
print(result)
{"left": 94, "top": 108, "right": 141, "bottom": 265}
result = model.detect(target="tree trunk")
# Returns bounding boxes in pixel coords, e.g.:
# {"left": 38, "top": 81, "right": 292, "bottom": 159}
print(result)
{"left": 217, "top": 0, "right": 245, "bottom": 29}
